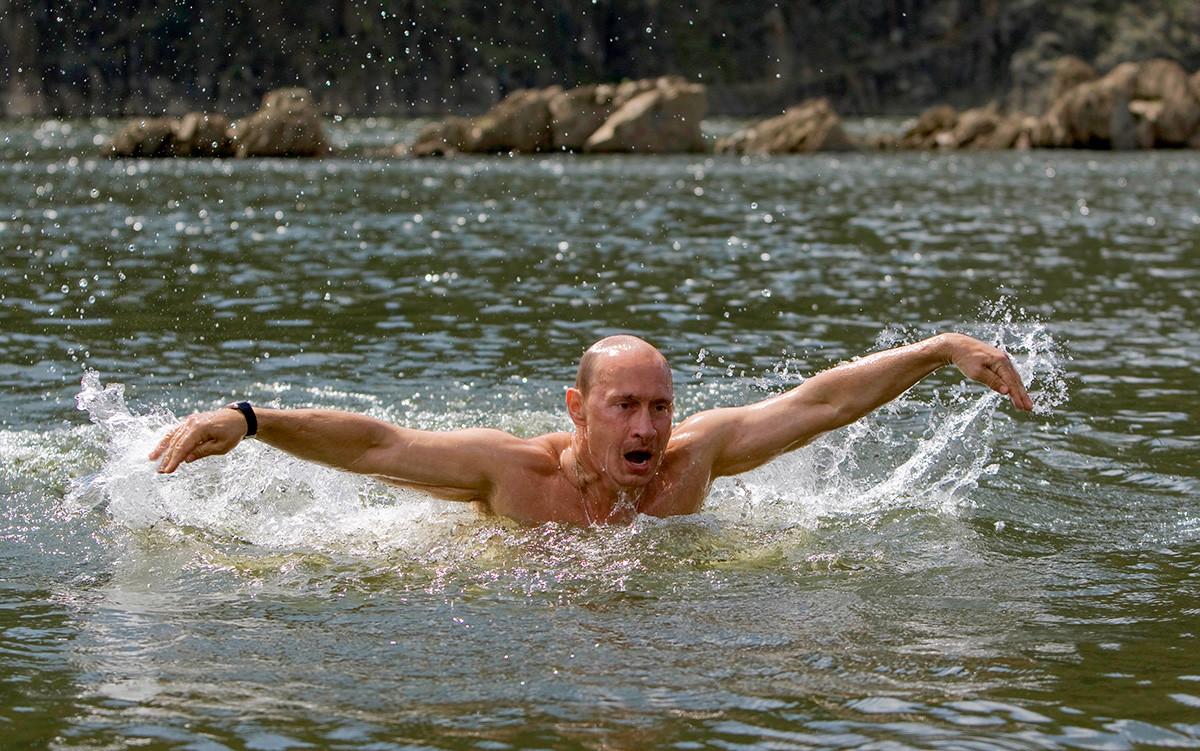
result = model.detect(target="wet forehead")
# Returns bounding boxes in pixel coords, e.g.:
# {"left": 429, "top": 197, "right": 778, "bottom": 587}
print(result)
{"left": 590, "top": 348, "right": 674, "bottom": 401}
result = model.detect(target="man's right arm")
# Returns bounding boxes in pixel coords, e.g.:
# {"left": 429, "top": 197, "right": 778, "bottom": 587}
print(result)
{"left": 673, "top": 333, "right": 1032, "bottom": 479}
{"left": 150, "top": 406, "right": 507, "bottom": 499}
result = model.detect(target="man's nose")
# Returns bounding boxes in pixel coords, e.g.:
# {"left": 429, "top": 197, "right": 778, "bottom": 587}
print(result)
{"left": 631, "top": 407, "right": 656, "bottom": 437}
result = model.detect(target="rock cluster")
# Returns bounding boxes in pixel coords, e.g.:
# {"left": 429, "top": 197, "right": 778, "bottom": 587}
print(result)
{"left": 411, "top": 76, "right": 706, "bottom": 156}
{"left": 715, "top": 99, "right": 856, "bottom": 154}
{"left": 869, "top": 104, "right": 1036, "bottom": 151}
{"left": 1033, "top": 58, "right": 1200, "bottom": 149}
{"left": 873, "top": 57, "right": 1200, "bottom": 151}
{"left": 406, "top": 57, "right": 1200, "bottom": 156}
{"left": 102, "top": 58, "right": 1200, "bottom": 158}
{"left": 106, "top": 88, "right": 331, "bottom": 158}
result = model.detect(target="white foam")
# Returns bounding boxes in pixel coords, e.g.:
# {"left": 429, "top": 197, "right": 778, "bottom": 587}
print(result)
{"left": 70, "top": 371, "right": 473, "bottom": 556}
{"left": 707, "top": 311, "right": 1067, "bottom": 526}
{"left": 70, "top": 314, "right": 1066, "bottom": 556}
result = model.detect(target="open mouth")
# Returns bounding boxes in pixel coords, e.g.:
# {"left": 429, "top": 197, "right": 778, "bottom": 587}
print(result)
{"left": 624, "top": 450, "right": 652, "bottom": 465}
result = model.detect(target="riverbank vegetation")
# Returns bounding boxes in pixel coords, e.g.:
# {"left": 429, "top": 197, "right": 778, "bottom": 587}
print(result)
{"left": 4, "top": 0, "right": 1200, "bottom": 119}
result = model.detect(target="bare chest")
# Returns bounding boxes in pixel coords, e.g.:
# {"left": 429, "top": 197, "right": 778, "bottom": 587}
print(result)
{"left": 487, "top": 459, "right": 711, "bottom": 525}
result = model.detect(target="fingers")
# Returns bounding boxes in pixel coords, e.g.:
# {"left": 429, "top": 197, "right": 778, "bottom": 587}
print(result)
{"left": 153, "top": 422, "right": 197, "bottom": 474}
{"left": 149, "top": 410, "right": 242, "bottom": 474}
{"left": 148, "top": 429, "right": 172, "bottom": 461}
{"left": 986, "top": 354, "right": 1034, "bottom": 412}
{"left": 1004, "top": 364, "right": 1034, "bottom": 412}
{"left": 1001, "top": 365, "right": 1032, "bottom": 411}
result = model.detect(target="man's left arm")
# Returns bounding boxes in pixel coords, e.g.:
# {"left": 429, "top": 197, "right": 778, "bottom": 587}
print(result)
{"left": 678, "top": 333, "right": 1033, "bottom": 478}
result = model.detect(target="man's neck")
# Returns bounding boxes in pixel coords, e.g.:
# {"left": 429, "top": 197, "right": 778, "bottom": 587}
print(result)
{"left": 565, "top": 441, "right": 646, "bottom": 524}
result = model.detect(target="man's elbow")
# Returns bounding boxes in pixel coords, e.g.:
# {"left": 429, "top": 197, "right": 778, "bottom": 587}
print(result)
{"left": 344, "top": 427, "right": 404, "bottom": 475}
{"left": 791, "top": 397, "right": 856, "bottom": 436}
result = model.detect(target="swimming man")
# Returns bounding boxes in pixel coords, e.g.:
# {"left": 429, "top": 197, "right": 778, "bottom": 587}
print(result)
{"left": 151, "top": 333, "right": 1033, "bottom": 525}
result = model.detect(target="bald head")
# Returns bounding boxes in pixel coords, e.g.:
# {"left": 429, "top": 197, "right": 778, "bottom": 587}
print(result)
{"left": 575, "top": 335, "right": 672, "bottom": 397}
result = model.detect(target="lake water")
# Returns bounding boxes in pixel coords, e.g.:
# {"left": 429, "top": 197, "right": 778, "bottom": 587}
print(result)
{"left": 2, "top": 118, "right": 1198, "bottom": 749}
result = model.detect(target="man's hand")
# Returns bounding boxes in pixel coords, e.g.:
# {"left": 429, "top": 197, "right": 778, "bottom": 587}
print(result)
{"left": 150, "top": 407, "right": 249, "bottom": 474}
{"left": 939, "top": 333, "right": 1034, "bottom": 411}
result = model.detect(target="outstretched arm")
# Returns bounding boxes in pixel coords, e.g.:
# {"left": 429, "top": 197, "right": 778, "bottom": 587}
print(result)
{"left": 150, "top": 405, "right": 514, "bottom": 499}
{"left": 680, "top": 333, "right": 1033, "bottom": 477}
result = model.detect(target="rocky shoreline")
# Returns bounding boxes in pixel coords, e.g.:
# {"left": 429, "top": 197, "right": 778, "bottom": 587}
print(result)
{"left": 871, "top": 57, "right": 1200, "bottom": 151}
{"left": 104, "top": 57, "right": 1200, "bottom": 158}
{"left": 105, "top": 88, "right": 331, "bottom": 159}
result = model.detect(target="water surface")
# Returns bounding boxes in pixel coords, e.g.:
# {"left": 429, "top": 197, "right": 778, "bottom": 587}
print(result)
{"left": 2, "top": 119, "right": 1198, "bottom": 749}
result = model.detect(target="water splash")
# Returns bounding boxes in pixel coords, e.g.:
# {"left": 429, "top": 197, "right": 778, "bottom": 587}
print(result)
{"left": 70, "top": 308, "right": 1064, "bottom": 573}
{"left": 714, "top": 308, "right": 1066, "bottom": 526}
{"left": 70, "top": 371, "right": 173, "bottom": 526}
{"left": 69, "top": 371, "right": 468, "bottom": 555}
{"left": 973, "top": 297, "right": 1069, "bottom": 415}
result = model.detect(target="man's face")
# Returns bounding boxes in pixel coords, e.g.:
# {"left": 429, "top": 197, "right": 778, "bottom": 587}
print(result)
{"left": 571, "top": 348, "right": 674, "bottom": 490}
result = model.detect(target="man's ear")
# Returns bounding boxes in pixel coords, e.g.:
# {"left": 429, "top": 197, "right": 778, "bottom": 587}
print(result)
{"left": 566, "top": 387, "right": 586, "bottom": 427}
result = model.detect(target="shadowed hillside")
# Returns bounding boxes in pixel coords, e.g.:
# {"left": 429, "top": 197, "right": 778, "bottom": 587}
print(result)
{"left": 3, "top": 0, "right": 1200, "bottom": 118}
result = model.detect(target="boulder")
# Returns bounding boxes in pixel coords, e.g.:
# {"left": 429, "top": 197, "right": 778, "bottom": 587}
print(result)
{"left": 172, "top": 112, "right": 234, "bottom": 157}
{"left": 978, "top": 112, "right": 1037, "bottom": 150}
{"left": 1047, "top": 56, "right": 1099, "bottom": 105}
{"left": 872, "top": 104, "right": 1035, "bottom": 151}
{"left": 232, "top": 87, "right": 331, "bottom": 157}
{"left": 373, "top": 142, "right": 410, "bottom": 159}
{"left": 466, "top": 86, "right": 561, "bottom": 153}
{"left": 548, "top": 77, "right": 685, "bottom": 151}
{"left": 1129, "top": 58, "right": 1200, "bottom": 146}
{"left": 895, "top": 105, "right": 959, "bottom": 149}
{"left": 944, "top": 106, "right": 1035, "bottom": 150}
{"left": 714, "top": 98, "right": 855, "bottom": 154}
{"left": 1029, "top": 58, "right": 1200, "bottom": 149}
{"left": 549, "top": 84, "right": 620, "bottom": 151}
{"left": 1032, "top": 63, "right": 1139, "bottom": 148}
{"left": 1007, "top": 42, "right": 1091, "bottom": 115}
{"left": 1191, "top": 69, "right": 1200, "bottom": 148}
{"left": 583, "top": 79, "right": 706, "bottom": 153}
{"left": 940, "top": 106, "right": 1027, "bottom": 148}
{"left": 105, "top": 117, "right": 179, "bottom": 157}
{"left": 945, "top": 107, "right": 1000, "bottom": 148}
{"left": 407, "top": 77, "right": 704, "bottom": 156}
{"left": 105, "top": 113, "right": 235, "bottom": 157}
{"left": 411, "top": 116, "right": 473, "bottom": 157}
{"left": 865, "top": 131, "right": 899, "bottom": 150}
{"left": 865, "top": 56, "right": 1199, "bottom": 151}
{"left": 105, "top": 88, "right": 328, "bottom": 158}
{"left": 610, "top": 77, "right": 673, "bottom": 107}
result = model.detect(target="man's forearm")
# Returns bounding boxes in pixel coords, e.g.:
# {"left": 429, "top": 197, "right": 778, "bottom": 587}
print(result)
{"left": 799, "top": 331, "right": 1031, "bottom": 426}
{"left": 252, "top": 408, "right": 396, "bottom": 473}
{"left": 799, "top": 335, "right": 952, "bottom": 429}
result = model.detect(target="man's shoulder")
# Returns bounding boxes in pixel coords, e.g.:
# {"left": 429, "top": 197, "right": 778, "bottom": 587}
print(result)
{"left": 481, "top": 432, "right": 577, "bottom": 523}
{"left": 430, "top": 427, "right": 564, "bottom": 478}
{"left": 669, "top": 407, "right": 742, "bottom": 452}
{"left": 492, "top": 430, "right": 569, "bottom": 474}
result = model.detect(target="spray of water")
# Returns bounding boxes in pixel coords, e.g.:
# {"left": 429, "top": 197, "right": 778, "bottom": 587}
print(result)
{"left": 715, "top": 306, "right": 1066, "bottom": 527}
{"left": 69, "top": 309, "right": 1065, "bottom": 571}
{"left": 69, "top": 372, "right": 470, "bottom": 558}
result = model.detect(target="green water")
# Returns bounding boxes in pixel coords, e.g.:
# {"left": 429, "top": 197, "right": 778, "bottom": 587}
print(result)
{"left": 1, "top": 119, "right": 1198, "bottom": 749}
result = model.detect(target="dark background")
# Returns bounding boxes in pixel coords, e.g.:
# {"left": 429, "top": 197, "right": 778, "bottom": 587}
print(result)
{"left": 3, "top": 0, "right": 1200, "bottom": 118}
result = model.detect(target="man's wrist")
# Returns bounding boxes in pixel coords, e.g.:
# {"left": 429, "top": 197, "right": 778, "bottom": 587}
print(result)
{"left": 927, "top": 333, "right": 960, "bottom": 366}
{"left": 227, "top": 401, "right": 257, "bottom": 437}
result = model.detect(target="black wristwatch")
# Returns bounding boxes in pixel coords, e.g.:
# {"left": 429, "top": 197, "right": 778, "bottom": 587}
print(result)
{"left": 227, "top": 401, "right": 257, "bottom": 437}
